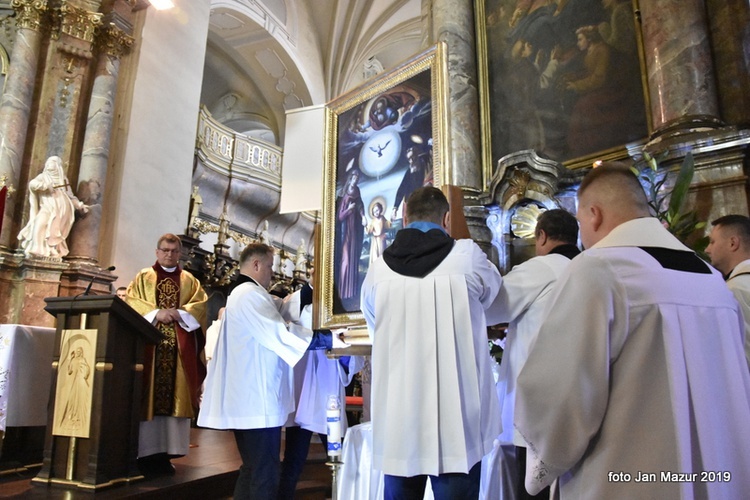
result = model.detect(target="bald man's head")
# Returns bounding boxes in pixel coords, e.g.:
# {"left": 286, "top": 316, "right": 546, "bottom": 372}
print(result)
{"left": 576, "top": 162, "right": 650, "bottom": 248}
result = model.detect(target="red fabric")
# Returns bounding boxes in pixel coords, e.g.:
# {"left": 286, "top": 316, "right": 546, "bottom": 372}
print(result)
{"left": 0, "top": 186, "right": 6, "bottom": 235}
{"left": 346, "top": 396, "right": 364, "bottom": 406}
{"left": 175, "top": 322, "right": 206, "bottom": 409}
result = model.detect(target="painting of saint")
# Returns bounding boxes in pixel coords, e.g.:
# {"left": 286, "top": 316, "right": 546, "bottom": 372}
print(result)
{"left": 482, "top": 0, "right": 647, "bottom": 165}
{"left": 366, "top": 200, "right": 391, "bottom": 264}
{"left": 332, "top": 70, "right": 435, "bottom": 314}
{"left": 336, "top": 169, "right": 366, "bottom": 306}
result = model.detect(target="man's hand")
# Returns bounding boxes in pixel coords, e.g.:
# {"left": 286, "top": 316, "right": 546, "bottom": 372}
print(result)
{"left": 155, "top": 308, "right": 181, "bottom": 324}
{"left": 331, "top": 329, "right": 350, "bottom": 349}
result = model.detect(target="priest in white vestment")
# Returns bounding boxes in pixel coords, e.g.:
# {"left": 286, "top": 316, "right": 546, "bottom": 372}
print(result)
{"left": 361, "top": 186, "right": 502, "bottom": 499}
{"left": 516, "top": 163, "right": 750, "bottom": 499}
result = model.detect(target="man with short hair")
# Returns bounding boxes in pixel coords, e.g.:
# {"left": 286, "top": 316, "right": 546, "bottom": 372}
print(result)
{"left": 515, "top": 163, "right": 750, "bottom": 498}
{"left": 126, "top": 233, "right": 207, "bottom": 475}
{"left": 361, "top": 186, "right": 502, "bottom": 499}
{"left": 706, "top": 214, "right": 750, "bottom": 369}
{"left": 199, "top": 243, "right": 341, "bottom": 500}
{"left": 485, "top": 208, "right": 580, "bottom": 500}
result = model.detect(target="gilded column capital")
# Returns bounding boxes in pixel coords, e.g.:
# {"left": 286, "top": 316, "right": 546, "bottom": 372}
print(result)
{"left": 97, "top": 22, "right": 133, "bottom": 58}
{"left": 59, "top": 3, "right": 102, "bottom": 44}
{"left": 11, "top": 0, "right": 48, "bottom": 32}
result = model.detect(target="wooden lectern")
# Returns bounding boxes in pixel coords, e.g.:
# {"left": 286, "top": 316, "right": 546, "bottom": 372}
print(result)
{"left": 33, "top": 295, "right": 163, "bottom": 490}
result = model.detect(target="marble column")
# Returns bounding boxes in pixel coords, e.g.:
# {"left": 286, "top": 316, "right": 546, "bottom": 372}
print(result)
{"left": 0, "top": 0, "right": 48, "bottom": 249}
{"left": 639, "top": 0, "right": 721, "bottom": 134}
{"left": 428, "top": 0, "right": 482, "bottom": 194}
{"left": 705, "top": 0, "right": 750, "bottom": 126}
{"left": 41, "top": 2, "right": 102, "bottom": 162}
{"left": 67, "top": 23, "right": 133, "bottom": 263}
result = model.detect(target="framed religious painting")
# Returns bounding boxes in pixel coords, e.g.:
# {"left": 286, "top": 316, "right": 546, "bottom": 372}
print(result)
{"left": 315, "top": 42, "right": 449, "bottom": 329}
{"left": 475, "top": 0, "right": 651, "bottom": 174}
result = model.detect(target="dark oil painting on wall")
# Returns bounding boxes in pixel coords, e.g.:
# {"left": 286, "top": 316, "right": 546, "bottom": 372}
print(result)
{"left": 478, "top": 0, "right": 649, "bottom": 168}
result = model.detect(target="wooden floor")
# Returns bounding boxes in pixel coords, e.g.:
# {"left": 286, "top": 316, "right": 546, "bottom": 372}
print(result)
{"left": 0, "top": 428, "right": 331, "bottom": 499}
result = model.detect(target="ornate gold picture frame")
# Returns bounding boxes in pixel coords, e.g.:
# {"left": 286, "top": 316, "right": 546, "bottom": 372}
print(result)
{"left": 475, "top": 0, "right": 651, "bottom": 176}
{"left": 315, "top": 42, "right": 449, "bottom": 329}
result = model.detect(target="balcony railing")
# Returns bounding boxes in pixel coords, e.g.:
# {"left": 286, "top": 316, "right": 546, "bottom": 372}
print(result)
{"left": 196, "top": 106, "right": 282, "bottom": 190}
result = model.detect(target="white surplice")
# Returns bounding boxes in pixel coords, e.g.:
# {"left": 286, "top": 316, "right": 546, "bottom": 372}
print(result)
{"left": 726, "top": 258, "right": 750, "bottom": 371}
{"left": 516, "top": 218, "right": 750, "bottom": 498}
{"left": 279, "top": 290, "right": 363, "bottom": 435}
{"left": 361, "top": 238, "right": 503, "bottom": 477}
{"left": 198, "top": 279, "right": 312, "bottom": 430}
{"left": 485, "top": 252, "right": 575, "bottom": 446}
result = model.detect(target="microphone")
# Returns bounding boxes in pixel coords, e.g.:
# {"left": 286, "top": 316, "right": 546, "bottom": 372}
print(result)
{"left": 83, "top": 265, "right": 116, "bottom": 296}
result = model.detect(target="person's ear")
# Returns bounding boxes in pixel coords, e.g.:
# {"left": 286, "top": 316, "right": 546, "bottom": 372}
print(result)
{"left": 590, "top": 204, "right": 604, "bottom": 233}
{"left": 536, "top": 229, "right": 548, "bottom": 246}
{"left": 729, "top": 235, "right": 741, "bottom": 251}
{"left": 442, "top": 210, "right": 451, "bottom": 231}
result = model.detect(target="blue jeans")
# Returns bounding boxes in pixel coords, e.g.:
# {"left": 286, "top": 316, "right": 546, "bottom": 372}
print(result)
{"left": 233, "top": 427, "right": 281, "bottom": 500}
{"left": 384, "top": 460, "right": 481, "bottom": 500}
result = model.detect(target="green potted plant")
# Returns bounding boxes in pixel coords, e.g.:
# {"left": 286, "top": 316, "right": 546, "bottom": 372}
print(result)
{"left": 631, "top": 150, "right": 708, "bottom": 255}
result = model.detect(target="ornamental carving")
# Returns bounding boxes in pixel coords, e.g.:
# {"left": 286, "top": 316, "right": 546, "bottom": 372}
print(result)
{"left": 11, "top": 0, "right": 48, "bottom": 32}
{"left": 59, "top": 3, "right": 102, "bottom": 44}
{"left": 97, "top": 22, "right": 133, "bottom": 58}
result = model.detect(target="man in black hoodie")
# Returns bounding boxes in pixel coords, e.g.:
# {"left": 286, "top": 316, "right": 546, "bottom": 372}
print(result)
{"left": 361, "top": 186, "right": 503, "bottom": 500}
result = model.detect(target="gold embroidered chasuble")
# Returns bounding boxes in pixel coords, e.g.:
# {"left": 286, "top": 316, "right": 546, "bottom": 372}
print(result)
{"left": 127, "top": 265, "right": 207, "bottom": 420}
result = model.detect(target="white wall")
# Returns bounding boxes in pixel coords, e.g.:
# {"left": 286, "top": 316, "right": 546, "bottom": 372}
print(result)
{"left": 107, "top": 0, "right": 211, "bottom": 288}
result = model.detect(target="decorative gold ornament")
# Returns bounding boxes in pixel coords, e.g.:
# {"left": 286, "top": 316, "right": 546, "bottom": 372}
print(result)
{"left": 11, "top": 0, "right": 48, "bottom": 32}
{"left": 504, "top": 168, "right": 531, "bottom": 206}
{"left": 59, "top": 3, "right": 102, "bottom": 44}
{"left": 97, "top": 22, "right": 134, "bottom": 58}
{"left": 0, "top": 174, "right": 16, "bottom": 197}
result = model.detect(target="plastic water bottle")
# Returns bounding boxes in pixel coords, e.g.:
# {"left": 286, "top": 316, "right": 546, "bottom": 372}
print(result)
{"left": 326, "top": 395, "right": 342, "bottom": 457}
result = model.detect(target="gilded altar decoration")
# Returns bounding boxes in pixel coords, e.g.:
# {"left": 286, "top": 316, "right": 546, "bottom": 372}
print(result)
{"left": 59, "top": 3, "right": 102, "bottom": 44}
{"left": 98, "top": 22, "right": 134, "bottom": 58}
{"left": 52, "top": 328, "right": 98, "bottom": 439}
{"left": 11, "top": 0, "right": 48, "bottom": 32}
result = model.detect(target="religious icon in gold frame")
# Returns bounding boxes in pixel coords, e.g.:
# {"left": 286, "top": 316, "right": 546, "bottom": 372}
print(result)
{"left": 315, "top": 42, "right": 450, "bottom": 329}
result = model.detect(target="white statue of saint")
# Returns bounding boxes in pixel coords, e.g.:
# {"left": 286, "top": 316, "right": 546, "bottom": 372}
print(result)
{"left": 18, "top": 156, "right": 88, "bottom": 258}
{"left": 258, "top": 220, "right": 272, "bottom": 246}
{"left": 295, "top": 238, "right": 308, "bottom": 272}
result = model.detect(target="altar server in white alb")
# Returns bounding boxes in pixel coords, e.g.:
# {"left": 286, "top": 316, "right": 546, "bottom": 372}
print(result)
{"left": 705, "top": 214, "right": 750, "bottom": 370}
{"left": 483, "top": 208, "right": 580, "bottom": 500}
{"left": 361, "top": 186, "right": 502, "bottom": 499}
{"left": 277, "top": 276, "right": 363, "bottom": 499}
{"left": 515, "top": 163, "right": 750, "bottom": 498}
{"left": 198, "top": 243, "right": 342, "bottom": 500}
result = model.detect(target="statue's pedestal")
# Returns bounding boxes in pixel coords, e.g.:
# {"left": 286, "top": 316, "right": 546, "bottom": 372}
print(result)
{"left": 0, "top": 250, "right": 67, "bottom": 327}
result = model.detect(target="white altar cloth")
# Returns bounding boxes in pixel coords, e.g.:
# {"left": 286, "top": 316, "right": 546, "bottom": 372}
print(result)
{"left": 0, "top": 324, "right": 56, "bottom": 431}
{"left": 339, "top": 422, "right": 433, "bottom": 500}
